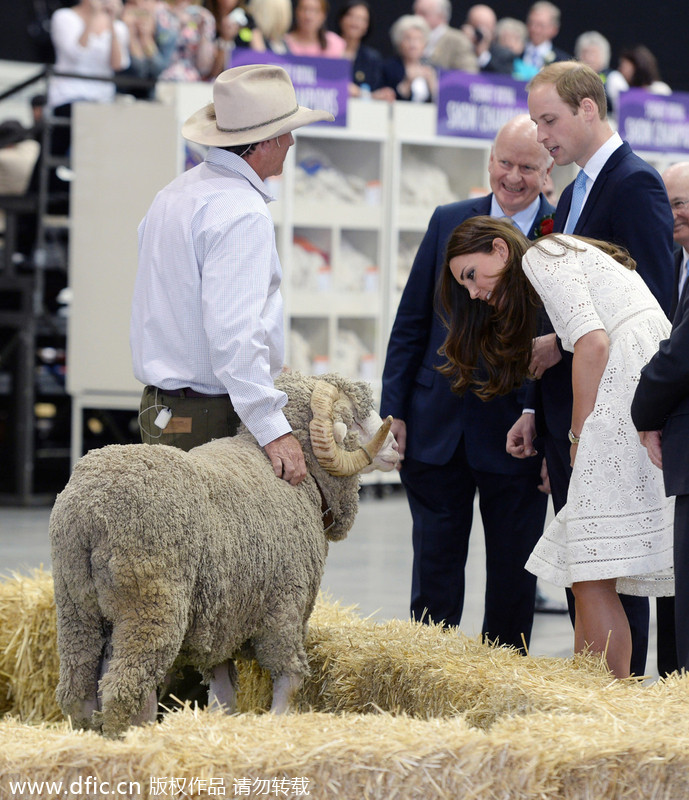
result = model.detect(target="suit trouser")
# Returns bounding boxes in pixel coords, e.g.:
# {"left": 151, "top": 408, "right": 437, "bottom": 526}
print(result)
{"left": 401, "top": 438, "right": 547, "bottom": 652}
{"left": 544, "top": 432, "right": 650, "bottom": 677}
{"left": 674, "top": 495, "right": 689, "bottom": 671}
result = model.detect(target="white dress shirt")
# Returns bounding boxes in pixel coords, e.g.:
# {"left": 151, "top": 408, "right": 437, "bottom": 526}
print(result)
{"left": 130, "top": 147, "right": 291, "bottom": 448}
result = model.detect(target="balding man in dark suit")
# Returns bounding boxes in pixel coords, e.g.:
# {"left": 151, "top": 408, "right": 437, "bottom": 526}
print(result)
{"left": 381, "top": 115, "right": 553, "bottom": 652}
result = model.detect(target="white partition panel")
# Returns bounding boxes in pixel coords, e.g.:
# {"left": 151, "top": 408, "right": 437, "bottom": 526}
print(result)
{"left": 68, "top": 100, "right": 178, "bottom": 459}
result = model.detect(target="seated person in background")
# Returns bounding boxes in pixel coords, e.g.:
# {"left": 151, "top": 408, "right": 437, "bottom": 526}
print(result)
{"left": 337, "top": 0, "right": 383, "bottom": 97}
{"left": 495, "top": 16, "right": 527, "bottom": 61}
{"left": 462, "top": 4, "right": 515, "bottom": 75}
{"left": 379, "top": 15, "right": 436, "bottom": 103}
{"left": 412, "top": 0, "right": 477, "bottom": 74}
{"left": 157, "top": 0, "right": 216, "bottom": 81}
{"left": 121, "top": 0, "right": 178, "bottom": 97}
{"left": 249, "top": 0, "right": 292, "bottom": 54}
{"left": 574, "top": 31, "right": 612, "bottom": 112}
{"left": 520, "top": 1, "right": 571, "bottom": 73}
{"left": 284, "top": 0, "right": 345, "bottom": 58}
{"left": 606, "top": 44, "right": 671, "bottom": 115}
{"left": 206, "top": 0, "right": 269, "bottom": 76}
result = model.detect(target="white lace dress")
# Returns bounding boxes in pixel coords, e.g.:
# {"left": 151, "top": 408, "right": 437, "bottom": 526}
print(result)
{"left": 522, "top": 235, "right": 674, "bottom": 597}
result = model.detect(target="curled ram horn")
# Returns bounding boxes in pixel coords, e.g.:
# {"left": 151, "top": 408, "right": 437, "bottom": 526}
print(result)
{"left": 309, "top": 380, "right": 393, "bottom": 477}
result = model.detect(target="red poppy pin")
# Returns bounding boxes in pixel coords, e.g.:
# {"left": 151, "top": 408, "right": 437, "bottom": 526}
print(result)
{"left": 533, "top": 214, "right": 555, "bottom": 238}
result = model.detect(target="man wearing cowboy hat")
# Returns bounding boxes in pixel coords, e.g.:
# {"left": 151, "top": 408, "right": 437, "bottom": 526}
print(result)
{"left": 131, "top": 64, "right": 334, "bottom": 485}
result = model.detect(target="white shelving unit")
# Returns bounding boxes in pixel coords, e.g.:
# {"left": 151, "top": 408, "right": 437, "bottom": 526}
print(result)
{"left": 386, "top": 102, "right": 492, "bottom": 338}
{"left": 280, "top": 99, "right": 391, "bottom": 397}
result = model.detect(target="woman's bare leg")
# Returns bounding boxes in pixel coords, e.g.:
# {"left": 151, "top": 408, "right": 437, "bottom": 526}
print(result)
{"left": 571, "top": 578, "right": 632, "bottom": 678}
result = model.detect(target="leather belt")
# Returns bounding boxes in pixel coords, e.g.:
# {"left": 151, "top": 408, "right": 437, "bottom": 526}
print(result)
{"left": 156, "top": 386, "right": 226, "bottom": 399}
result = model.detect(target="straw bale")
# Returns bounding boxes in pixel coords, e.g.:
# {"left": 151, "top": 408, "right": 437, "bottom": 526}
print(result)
{"left": 3, "top": 705, "right": 689, "bottom": 800}
{"left": 0, "top": 710, "right": 547, "bottom": 800}
{"left": 2, "top": 573, "right": 689, "bottom": 798}
{"left": 0, "top": 570, "right": 61, "bottom": 723}
{"left": 239, "top": 609, "right": 621, "bottom": 729}
{"left": 490, "top": 707, "right": 689, "bottom": 800}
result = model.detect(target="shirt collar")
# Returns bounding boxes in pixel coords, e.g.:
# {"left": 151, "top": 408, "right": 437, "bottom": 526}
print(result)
{"left": 205, "top": 146, "right": 275, "bottom": 202}
{"left": 580, "top": 131, "right": 623, "bottom": 184}
{"left": 490, "top": 193, "right": 542, "bottom": 235}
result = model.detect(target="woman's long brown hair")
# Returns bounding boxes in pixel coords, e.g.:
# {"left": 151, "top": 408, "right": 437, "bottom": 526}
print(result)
{"left": 436, "top": 216, "right": 541, "bottom": 400}
{"left": 436, "top": 220, "right": 637, "bottom": 400}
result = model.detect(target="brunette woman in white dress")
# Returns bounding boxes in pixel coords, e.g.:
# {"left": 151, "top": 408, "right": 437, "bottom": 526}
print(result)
{"left": 437, "top": 215, "right": 674, "bottom": 678}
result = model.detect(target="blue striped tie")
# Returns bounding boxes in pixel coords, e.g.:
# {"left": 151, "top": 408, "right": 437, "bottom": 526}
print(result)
{"left": 564, "top": 169, "right": 588, "bottom": 234}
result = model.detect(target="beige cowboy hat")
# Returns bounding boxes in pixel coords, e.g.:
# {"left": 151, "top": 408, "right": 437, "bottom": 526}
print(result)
{"left": 182, "top": 64, "right": 334, "bottom": 147}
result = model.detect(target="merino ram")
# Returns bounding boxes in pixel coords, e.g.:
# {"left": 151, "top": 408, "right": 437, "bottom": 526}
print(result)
{"left": 49, "top": 372, "right": 397, "bottom": 737}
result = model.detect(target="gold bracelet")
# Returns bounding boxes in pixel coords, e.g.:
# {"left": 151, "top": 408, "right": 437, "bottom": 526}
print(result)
{"left": 568, "top": 428, "right": 580, "bottom": 445}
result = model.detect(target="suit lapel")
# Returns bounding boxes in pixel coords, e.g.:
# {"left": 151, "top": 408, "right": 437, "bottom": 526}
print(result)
{"left": 574, "top": 142, "right": 631, "bottom": 234}
{"left": 554, "top": 184, "right": 572, "bottom": 232}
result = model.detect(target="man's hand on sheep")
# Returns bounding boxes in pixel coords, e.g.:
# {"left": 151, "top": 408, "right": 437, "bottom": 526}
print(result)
{"left": 390, "top": 419, "right": 406, "bottom": 469}
{"left": 264, "top": 433, "right": 308, "bottom": 485}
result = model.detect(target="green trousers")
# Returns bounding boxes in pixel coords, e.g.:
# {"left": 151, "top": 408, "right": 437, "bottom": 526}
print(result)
{"left": 138, "top": 385, "right": 240, "bottom": 451}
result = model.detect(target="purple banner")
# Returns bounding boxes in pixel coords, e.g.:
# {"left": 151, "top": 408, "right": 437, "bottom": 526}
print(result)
{"left": 230, "top": 50, "right": 349, "bottom": 127}
{"left": 618, "top": 88, "right": 689, "bottom": 153}
{"left": 436, "top": 71, "right": 529, "bottom": 139}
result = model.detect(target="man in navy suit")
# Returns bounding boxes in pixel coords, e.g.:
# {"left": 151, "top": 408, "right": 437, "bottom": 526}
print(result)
{"left": 508, "top": 61, "right": 674, "bottom": 676}
{"left": 380, "top": 114, "right": 553, "bottom": 652}
{"left": 650, "top": 161, "right": 689, "bottom": 675}
{"left": 632, "top": 258, "right": 689, "bottom": 672}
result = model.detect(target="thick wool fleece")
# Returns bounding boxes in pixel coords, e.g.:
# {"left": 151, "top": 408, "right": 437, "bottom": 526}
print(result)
{"left": 49, "top": 373, "right": 374, "bottom": 736}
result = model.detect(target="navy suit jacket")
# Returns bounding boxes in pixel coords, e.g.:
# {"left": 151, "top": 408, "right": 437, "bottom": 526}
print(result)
{"left": 531, "top": 141, "right": 675, "bottom": 438}
{"left": 631, "top": 284, "right": 689, "bottom": 497}
{"left": 380, "top": 193, "right": 554, "bottom": 470}
{"left": 554, "top": 142, "right": 673, "bottom": 313}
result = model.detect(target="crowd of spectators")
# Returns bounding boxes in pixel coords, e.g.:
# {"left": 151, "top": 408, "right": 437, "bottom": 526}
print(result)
{"left": 23, "top": 1, "right": 669, "bottom": 111}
